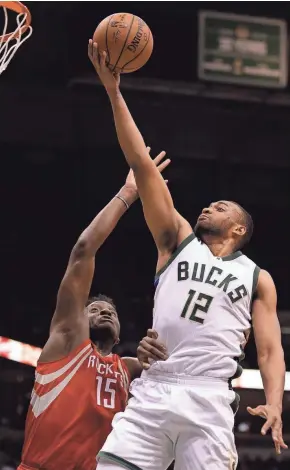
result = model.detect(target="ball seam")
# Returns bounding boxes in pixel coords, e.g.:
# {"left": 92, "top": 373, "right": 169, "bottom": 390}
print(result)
{"left": 121, "top": 28, "right": 152, "bottom": 70}
{"left": 112, "top": 14, "right": 135, "bottom": 73}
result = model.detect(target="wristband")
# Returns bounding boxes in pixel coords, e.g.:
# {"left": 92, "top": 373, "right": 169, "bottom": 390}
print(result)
{"left": 116, "top": 195, "right": 129, "bottom": 210}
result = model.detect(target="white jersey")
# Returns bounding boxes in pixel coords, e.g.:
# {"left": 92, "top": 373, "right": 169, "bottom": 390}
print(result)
{"left": 145, "top": 233, "right": 260, "bottom": 381}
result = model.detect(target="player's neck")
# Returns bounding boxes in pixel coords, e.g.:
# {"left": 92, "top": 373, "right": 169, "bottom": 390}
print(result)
{"left": 94, "top": 339, "right": 114, "bottom": 356}
{"left": 202, "top": 235, "right": 237, "bottom": 258}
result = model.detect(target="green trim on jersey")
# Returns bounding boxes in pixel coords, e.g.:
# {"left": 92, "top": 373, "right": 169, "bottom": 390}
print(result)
{"left": 155, "top": 232, "right": 196, "bottom": 280}
{"left": 230, "top": 391, "right": 240, "bottom": 415}
{"left": 98, "top": 451, "right": 142, "bottom": 470}
{"left": 221, "top": 251, "right": 243, "bottom": 262}
{"left": 252, "top": 265, "right": 261, "bottom": 300}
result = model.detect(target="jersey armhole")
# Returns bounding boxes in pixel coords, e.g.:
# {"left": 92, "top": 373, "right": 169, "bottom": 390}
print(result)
{"left": 116, "top": 355, "right": 131, "bottom": 389}
{"left": 155, "top": 231, "right": 195, "bottom": 282}
{"left": 250, "top": 265, "right": 261, "bottom": 308}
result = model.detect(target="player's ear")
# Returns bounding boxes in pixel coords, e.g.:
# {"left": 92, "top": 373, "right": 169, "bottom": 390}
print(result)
{"left": 232, "top": 224, "right": 246, "bottom": 237}
{"left": 114, "top": 338, "right": 120, "bottom": 346}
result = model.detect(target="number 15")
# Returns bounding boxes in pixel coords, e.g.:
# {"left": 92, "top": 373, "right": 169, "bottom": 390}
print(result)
{"left": 96, "top": 376, "right": 116, "bottom": 409}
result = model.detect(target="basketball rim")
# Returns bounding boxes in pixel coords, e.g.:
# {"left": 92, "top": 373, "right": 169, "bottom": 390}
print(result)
{"left": 0, "top": 1, "right": 32, "bottom": 74}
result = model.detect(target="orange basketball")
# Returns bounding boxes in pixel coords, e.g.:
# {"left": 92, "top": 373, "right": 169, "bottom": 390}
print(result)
{"left": 93, "top": 13, "right": 153, "bottom": 74}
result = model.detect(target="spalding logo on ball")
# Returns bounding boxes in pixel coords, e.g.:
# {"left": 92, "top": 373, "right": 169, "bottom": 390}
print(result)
{"left": 93, "top": 13, "right": 153, "bottom": 73}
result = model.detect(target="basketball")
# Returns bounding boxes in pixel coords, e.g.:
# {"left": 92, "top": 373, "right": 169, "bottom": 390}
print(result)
{"left": 93, "top": 13, "right": 153, "bottom": 74}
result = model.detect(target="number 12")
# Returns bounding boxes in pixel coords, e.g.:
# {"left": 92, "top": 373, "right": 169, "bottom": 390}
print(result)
{"left": 181, "top": 289, "right": 213, "bottom": 324}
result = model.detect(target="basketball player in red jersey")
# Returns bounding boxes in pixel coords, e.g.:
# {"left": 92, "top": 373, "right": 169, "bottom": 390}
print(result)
{"left": 18, "top": 158, "right": 170, "bottom": 470}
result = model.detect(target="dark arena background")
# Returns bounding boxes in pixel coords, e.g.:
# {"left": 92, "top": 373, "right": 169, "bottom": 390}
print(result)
{"left": 1, "top": 2, "right": 290, "bottom": 469}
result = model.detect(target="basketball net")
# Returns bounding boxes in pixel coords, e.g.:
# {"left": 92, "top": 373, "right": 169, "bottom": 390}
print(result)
{"left": 0, "top": 1, "right": 32, "bottom": 74}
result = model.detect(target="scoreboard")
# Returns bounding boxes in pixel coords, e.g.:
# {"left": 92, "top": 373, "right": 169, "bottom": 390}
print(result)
{"left": 198, "top": 11, "right": 288, "bottom": 88}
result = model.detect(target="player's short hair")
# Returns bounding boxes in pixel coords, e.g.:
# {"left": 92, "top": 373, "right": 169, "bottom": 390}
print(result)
{"left": 86, "top": 294, "right": 117, "bottom": 311}
{"left": 231, "top": 201, "right": 254, "bottom": 250}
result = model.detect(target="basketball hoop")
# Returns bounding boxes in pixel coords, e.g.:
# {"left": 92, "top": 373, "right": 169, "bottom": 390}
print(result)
{"left": 0, "top": 1, "right": 32, "bottom": 74}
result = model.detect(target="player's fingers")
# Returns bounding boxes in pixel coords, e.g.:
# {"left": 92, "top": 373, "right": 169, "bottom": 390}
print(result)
{"left": 88, "top": 39, "right": 93, "bottom": 60}
{"left": 100, "top": 50, "right": 107, "bottom": 68}
{"left": 279, "top": 438, "right": 288, "bottom": 450}
{"left": 92, "top": 42, "right": 98, "bottom": 61}
{"left": 247, "top": 406, "right": 257, "bottom": 416}
{"left": 138, "top": 341, "right": 167, "bottom": 360}
{"left": 279, "top": 432, "right": 288, "bottom": 449}
{"left": 140, "top": 360, "right": 150, "bottom": 370}
{"left": 157, "top": 158, "right": 171, "bottom": 173}
{"left": 138, "top": 349, "right": 159, "bottom": 361}
{"left": 271, "top": 420, "right": 281, "bottom": 453}
{"left": 261, "top": 417, "right": 275, "bottom": 435}
{"left": 146, "top": 146, "right": 151, "bottom": 154}
{"left": 141, "top": 335, "right": 167, "bottom": 352}
{"left": 276, "top": 428, "right": 288, "bottom": 452}
{"left": 247, "top": 406, "right": 266, "bottom": 418}
{"left": 142, "top": 351, "right": 168, "bottom": 362}
{"left": 113, "top": 70, "right": 120, "bottom": 80}
{"left": 141, "top": 341, "right": 168, "bottom": 360}
{"left": 153, "top": 151, "right": 166, "bottom": 165}
{"left": 92, "top": 42, "right": 100, "bottom": 69}
{"left": 149, "top": 338, "right": 168, "bottom": 356}
{"left": 147, "top": 328, "right": 158, "bottom": 340}
{"left": 137, "top": 351, "right": 151, "bottom": 370}
{"left": 137, "top": 346, "right": 159, "bottom": 363}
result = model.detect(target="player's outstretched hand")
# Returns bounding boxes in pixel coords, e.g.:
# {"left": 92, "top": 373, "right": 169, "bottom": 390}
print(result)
{"left": 247, "top": 404, "right": 288, "bottom": 454}
{"left": 125, "top": 148, "right": 170, "bottom": 192}
{"left": 137, "top": 329, "right": 168, "bottom": 370}
{"left": 88, "top": 39, "right": 120, "bottom": 91}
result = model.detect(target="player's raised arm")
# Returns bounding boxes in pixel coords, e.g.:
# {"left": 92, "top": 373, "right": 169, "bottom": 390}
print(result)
{"left": 40, "top": 185, "right": 137, "bottom": 362}
{"left": 89, "top": 41, "right": 192, "bottom": 256}
{"left": 247, "top": 270, "right": 287, "bottom": 454}
{"left": 40, "top": 157, "right": 170, "bottom": 363}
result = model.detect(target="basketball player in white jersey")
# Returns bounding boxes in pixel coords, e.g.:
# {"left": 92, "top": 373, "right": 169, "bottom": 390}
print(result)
{"left": 89, "top": 41, "right": 287, "bottom": 470}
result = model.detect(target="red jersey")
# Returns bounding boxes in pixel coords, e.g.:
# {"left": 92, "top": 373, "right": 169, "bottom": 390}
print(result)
{"left": 19, "top": 339, "right": 130, "bottom": 470}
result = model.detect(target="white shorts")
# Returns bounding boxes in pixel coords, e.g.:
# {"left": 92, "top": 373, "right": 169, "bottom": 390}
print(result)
{"left": 98, "top": 373, "right": 239, "bottom": 470}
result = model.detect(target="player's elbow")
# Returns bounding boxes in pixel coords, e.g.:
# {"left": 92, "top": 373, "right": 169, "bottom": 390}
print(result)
{"left": 130, "top": 152, "right": 154, "bottom": 174}
{"left": 258, "top": 343, "right": 284, "bottom": 366}
{"left": 72, "top": 238, "right": 91, "bottom": 260}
